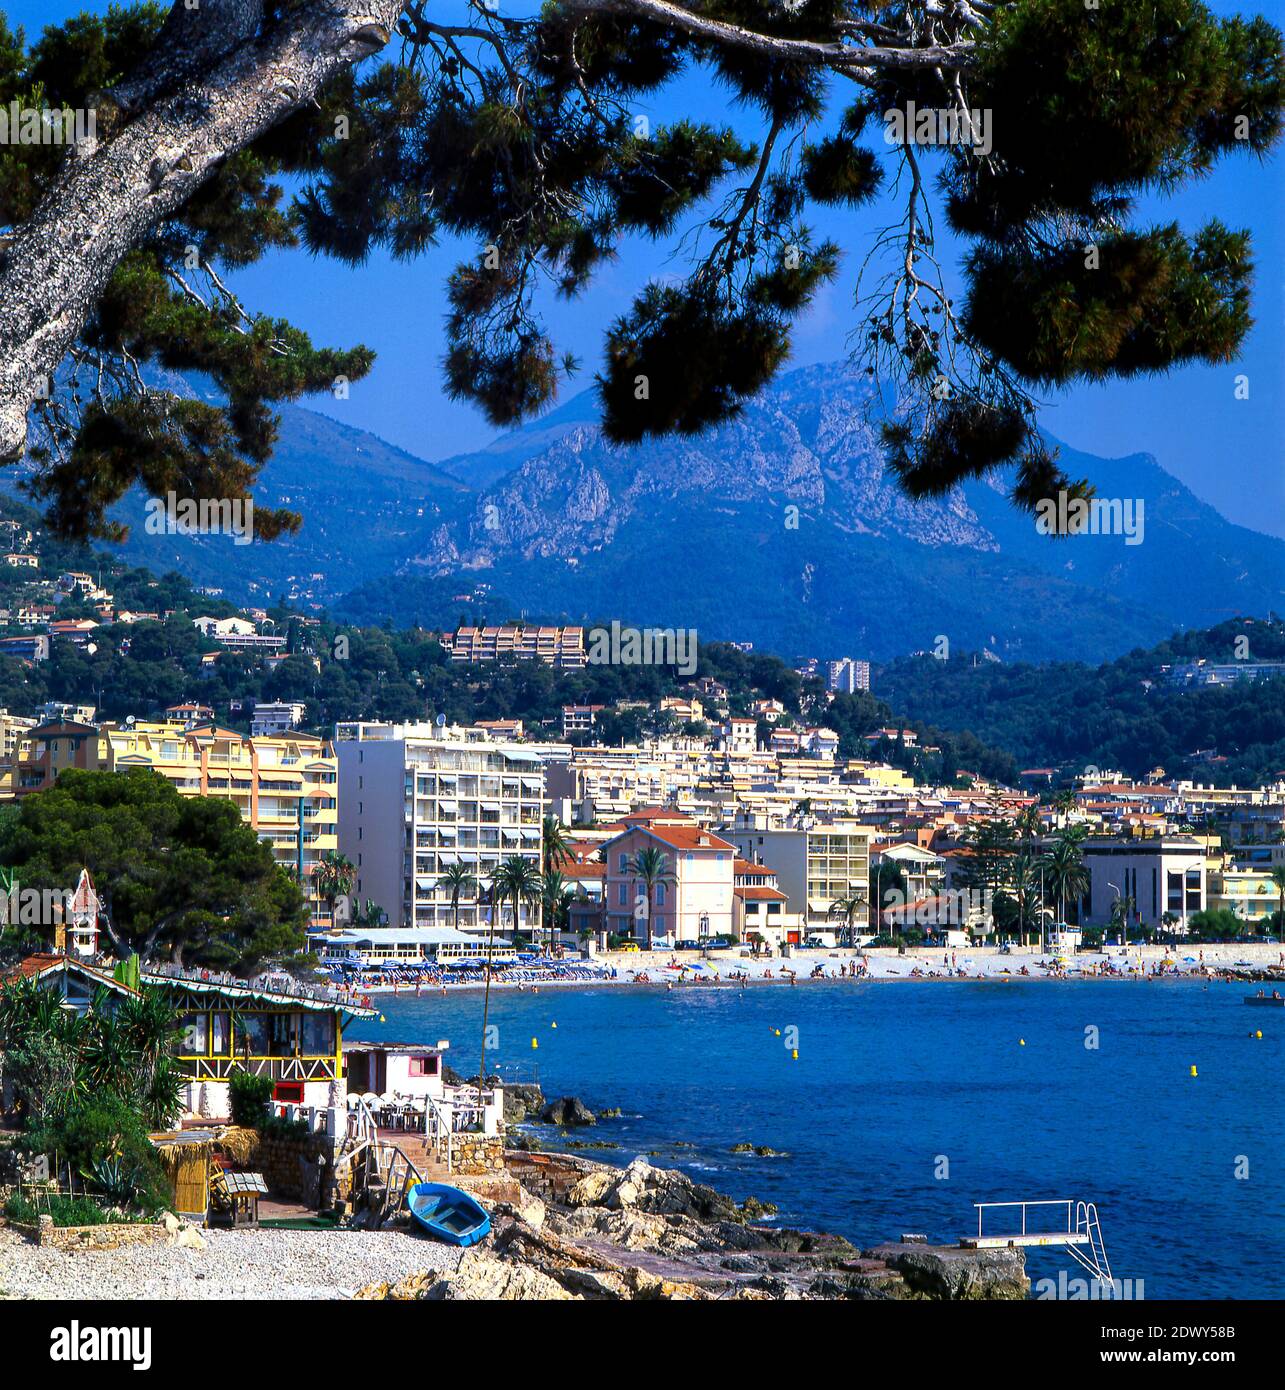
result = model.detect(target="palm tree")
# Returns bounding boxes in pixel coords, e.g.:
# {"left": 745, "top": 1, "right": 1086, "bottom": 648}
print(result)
{"left": 313, "top": 851, "right": 355, "bottom": 925}
{"left": 1109, "top": 892, "right": 1136, "bottom": 945}
{"left": 1042, "top": 827, "right": 1091, "bottom": 928}
{"left": 479, "top": 856, "right": 541, "bottom": 1090}
{"left": 1269, "top": 866, "right": 1285, "bottom": 937}
{"left": 541, "top": 868, "right": 573, "bottom": 955}
{"left": 829, "top": 892, "right": 868, "bottom": 945}
{"left": 1006, "top": 805, "right": 1043, "bottom": 946}
{"left": 439, "top": 863, "right": 478, "bottom": 936}
{"left": 351, "top": 898, "right": 386, "bottom": 928}
{"left": 541, "top": 814, "right": 573, "bottom": 873}
{"left": 629, "top": 846, "right": 673, "bottom": 949}
{"left": 1052, "top": 789, "right": 1077, "bottom": 828}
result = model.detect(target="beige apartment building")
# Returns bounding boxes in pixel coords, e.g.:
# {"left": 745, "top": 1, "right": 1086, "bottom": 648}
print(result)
{"left": 104, "top": 722, "right": 339, "bottom": 928}
{"left": 726, "top": 815, "right": 874, "bottom": 932}
{"left": 440, "top": 624, "right": 587, "bottom": 670}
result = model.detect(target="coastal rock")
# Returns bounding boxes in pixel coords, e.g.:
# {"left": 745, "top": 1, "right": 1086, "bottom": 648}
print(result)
{"left": 607, "top": 1159, "right": 744, "bottom": 1224}
{"left": 566, "top": 1170, "right": 616, "bottom": 1207}
{"left": 503, "top": 1083, "right": 545, "bottom": 1125}
{"left": 516, "top": 1191, "right": 547, "bottom": 1230}
{"left": 865, "top": 1242, "right": 1029, "bottom": 1300}
{"left": 540, "top": 1096, "right": 597, "bottom": 1127}
{"left": 423, "top": 1248, "right": 577, "bottom": 1301}
{"left": 548, "top": 1205, "right": 697, "bottom": 1255}
{"left": 492, "top": 1216, "right": 713, "bottom": 1299}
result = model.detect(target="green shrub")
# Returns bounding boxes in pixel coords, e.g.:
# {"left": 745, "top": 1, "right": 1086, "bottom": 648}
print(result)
{"left": 228, "top": 1069, "right": 274, "bottom": 1127}
{"left": 4, "top": 1191, "right": 36, "bottom": 1223}
{"left": 258, "top": 1114, "right": 310, "bottom": 1141}
{"left": 4, "top": 1191, "right": 145, "bottom": 1227}
{"left": 24, "top": 1093, "right": 170, "bottom": 1215}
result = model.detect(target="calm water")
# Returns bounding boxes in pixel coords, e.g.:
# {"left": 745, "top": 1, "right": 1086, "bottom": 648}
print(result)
{"left": 350, "top": 980, "right": 1285, "bottom": 1298}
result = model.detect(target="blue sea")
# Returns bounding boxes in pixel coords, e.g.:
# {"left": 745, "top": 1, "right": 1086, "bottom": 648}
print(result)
{"left": 350, "top": 980, "right": 1285, "bottom": 1298}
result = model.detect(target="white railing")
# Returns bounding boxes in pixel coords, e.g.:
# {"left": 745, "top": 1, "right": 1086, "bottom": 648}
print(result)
{"left": 974, "top": 1199, "right": 1076, "bottom": 1241}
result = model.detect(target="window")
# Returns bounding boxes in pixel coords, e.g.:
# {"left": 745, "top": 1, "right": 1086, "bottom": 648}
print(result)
{"left": 179, "top": 1013, "right": 208, "bottom": 1055}
{"left": 240, "top": 1013, "right": 271, "bottom": 1056}
{"left": 618, "top": 853, "right": 628, "bottom": 872}
{"left": 301, "top": 1012, "right": 335, "bottom": 1057}
{"left": 269, "top": 1012, "right": 301, "bottom": 1056}
{"left": 409, "top": 1054, "right": 438, "bottom": 1078}
{"left": 656, "top": 883, "right": 666, "bottom": 906}
{"left": 617, "top": 883, "right": 628, "bottom": 906}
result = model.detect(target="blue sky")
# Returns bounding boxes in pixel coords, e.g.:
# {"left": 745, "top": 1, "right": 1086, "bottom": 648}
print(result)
{"left": 7, "top": 0, "right": 1284, "bottom": 536}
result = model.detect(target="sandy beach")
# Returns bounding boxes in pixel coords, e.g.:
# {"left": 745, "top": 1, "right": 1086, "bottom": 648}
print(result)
{"left": 335, "top": 941, "right": 1285, "bottom": 996}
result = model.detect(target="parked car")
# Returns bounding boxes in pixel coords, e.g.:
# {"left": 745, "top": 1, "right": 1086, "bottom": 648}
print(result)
{"left": 674, "top": 939, "right": 702, "bottom": 951}
{"left": 703, "top": 936, "right": 735, "bottom": 951}
{"left": 618, "top": 941, "right": 640, "bottom": 953}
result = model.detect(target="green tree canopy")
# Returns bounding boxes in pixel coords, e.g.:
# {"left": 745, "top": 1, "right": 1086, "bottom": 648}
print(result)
{"left": 0, "top": 767, "right": 306, "bottom": 971}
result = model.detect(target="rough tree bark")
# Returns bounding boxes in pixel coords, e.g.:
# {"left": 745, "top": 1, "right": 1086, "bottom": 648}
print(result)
{"left": 0, "top": 0, "right": 405, "bottom": 463}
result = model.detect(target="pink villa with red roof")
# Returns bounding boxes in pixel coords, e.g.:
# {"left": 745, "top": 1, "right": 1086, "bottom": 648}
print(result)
{"left": 600, "top": 814, "right": 735, "bottom": 944}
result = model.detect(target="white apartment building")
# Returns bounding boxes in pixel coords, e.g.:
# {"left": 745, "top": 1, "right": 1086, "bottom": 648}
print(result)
{"left": 827, "top": 658, "right": 870, "bottom": 693}
{"left": 1080, "top": 837, "right": 1207, "bottom": 931}
{"left": 335, "top": 722, "right": 546, "bottom": 933}
{"left": 718, "top": 717, "right": 757, "bottom": 756}
{"left": 726, "top": 815, "right": 873, "bottom": 931}
{"left": 251, "top": 700, "right": 307, "bottom": 737}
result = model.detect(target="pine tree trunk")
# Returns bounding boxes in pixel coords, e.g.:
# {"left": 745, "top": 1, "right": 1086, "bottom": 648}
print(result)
{"left": 0, "top": 0, "right": 401, "bottom": 460}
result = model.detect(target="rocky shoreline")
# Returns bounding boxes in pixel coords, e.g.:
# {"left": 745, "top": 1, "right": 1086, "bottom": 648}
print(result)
{"left": 357, "top": 1152, "right": 1029, "bottom": 1301}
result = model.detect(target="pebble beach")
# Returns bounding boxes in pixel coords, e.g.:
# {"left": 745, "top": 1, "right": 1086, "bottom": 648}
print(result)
{"left": 0, "top": 1225, "right": 461, "bottom": 1301}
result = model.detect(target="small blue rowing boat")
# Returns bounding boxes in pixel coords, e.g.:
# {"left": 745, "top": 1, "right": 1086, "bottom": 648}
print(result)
{"left": 407, "top": 1182, "right": 491, "bottom": 1246}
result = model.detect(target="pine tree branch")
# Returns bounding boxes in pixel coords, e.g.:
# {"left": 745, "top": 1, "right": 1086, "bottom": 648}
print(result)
{"left": 575, "top": 0, "right": 976, "bottom": 74}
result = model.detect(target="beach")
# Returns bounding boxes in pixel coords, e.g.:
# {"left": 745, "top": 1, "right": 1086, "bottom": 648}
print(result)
{"left": 333, "top": 940, "right": 1285, "bottom": 995}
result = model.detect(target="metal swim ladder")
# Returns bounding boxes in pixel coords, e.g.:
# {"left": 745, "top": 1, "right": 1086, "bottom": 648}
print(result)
{"left": 1067, "top": 1200, "right": 1113, "bottom": 1288}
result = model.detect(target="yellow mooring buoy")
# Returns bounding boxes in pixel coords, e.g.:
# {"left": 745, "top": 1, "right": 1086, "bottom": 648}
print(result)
{"left": 1190, "top": 1065, "right": 1198, "bottom": 1077}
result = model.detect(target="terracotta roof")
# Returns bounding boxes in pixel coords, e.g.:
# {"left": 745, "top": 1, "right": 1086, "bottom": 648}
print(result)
{"left": 735, "top": 885, "right": 788, "bottom": 901}
{"left": 637, "top": 825, "right": 736, "bottom": 853}
{"left": 1, "top": 953, "right": 139, "bottom": 995}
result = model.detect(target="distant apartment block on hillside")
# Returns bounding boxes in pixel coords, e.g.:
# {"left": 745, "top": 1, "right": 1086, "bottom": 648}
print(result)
{"left": 1163, "top": 659, "right": 1285, "bottom": 688}
{"left": 827, "top": 658, "right": 871, "bottom": 693}
{"left": 440, "top": 624, "right": 587, "bottom": 670}
{"left": 251, "top": 700, "right": 308, "bottom": 737}
{"left": 562, "top": 704, "right": 605, "bottom": 739}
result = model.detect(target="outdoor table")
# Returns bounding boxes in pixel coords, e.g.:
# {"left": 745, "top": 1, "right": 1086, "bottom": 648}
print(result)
{"left": 222, "top": 1171, "right": 269, "bottom": 1227}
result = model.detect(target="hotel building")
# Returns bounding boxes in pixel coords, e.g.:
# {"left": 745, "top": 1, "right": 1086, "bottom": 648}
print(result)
{"left": 335, "top": 722, "right": 545, "bottom": 933}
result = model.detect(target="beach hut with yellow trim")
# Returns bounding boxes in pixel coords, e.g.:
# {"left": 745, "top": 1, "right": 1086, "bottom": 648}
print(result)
{"left": 140, "top": 964, "right": 376, "bottom": 1121}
